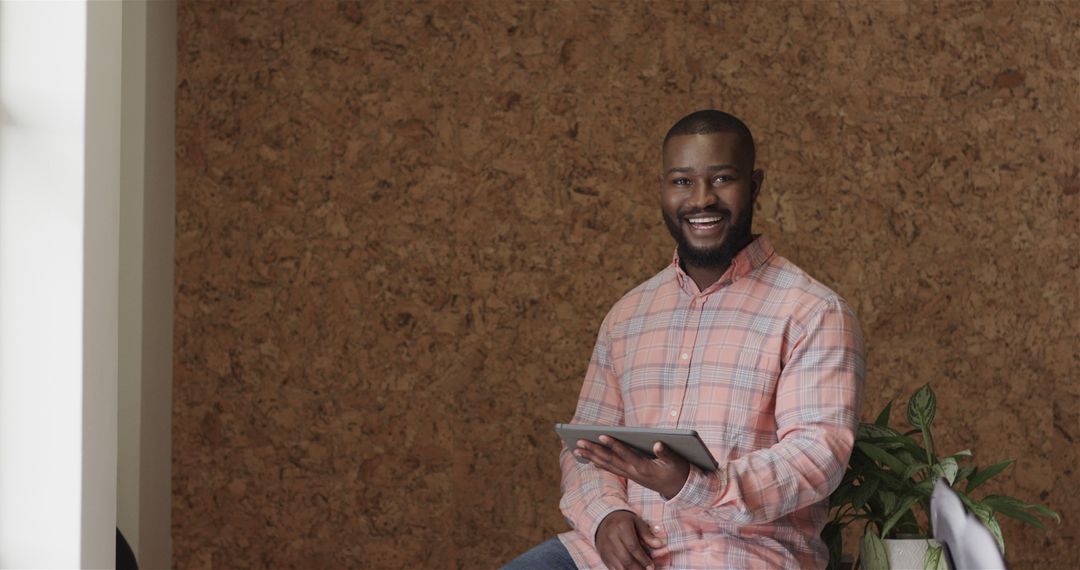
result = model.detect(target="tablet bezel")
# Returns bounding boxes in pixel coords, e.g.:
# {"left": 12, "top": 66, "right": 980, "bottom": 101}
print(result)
{"left": 554, "top": 423, "right": 719, "bottom": 472}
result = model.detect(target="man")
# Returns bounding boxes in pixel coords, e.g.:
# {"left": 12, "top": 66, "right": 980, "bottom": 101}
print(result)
{"left": 504, "top": 110, "right": 864, "bottom": 569}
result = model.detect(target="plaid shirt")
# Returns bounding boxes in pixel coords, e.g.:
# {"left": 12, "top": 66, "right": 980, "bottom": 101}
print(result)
{"left": 558, "top": 237, "right": 865, "bottom": 569}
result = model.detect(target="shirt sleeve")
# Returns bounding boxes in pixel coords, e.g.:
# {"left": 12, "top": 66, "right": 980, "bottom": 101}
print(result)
{"left": 668, "top": 296, "right": 865, "bottom": 524}
{"left": 559, "top": 312, "right": 634, "bottom": 545}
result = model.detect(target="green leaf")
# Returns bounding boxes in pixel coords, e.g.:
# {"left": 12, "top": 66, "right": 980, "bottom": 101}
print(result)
{"left": 1029, "top": 504, "right": 1063, "bottom": 524}
{"left": 958, "top": 492, "right": 989, "bottom": 518}
{"left": 859, "top": 422, "right": 902, "bottom": 441}
{"left": 825, "top": 520, "right": 842, "bottom": 570}
{"left": 984, "top": 514, "right": 1005, "bottom": 555}
{"left": 955, "top": 465, "right": 975, "bottom": 484}
{"left": 852, "top": 477, "right": 880, "bottom": 510}
{"left": 901, "top": 462, "right": 930, "bottom": 481}
{"left": 897, "top": 448, "right": 920, "bottom": 467}
{"left": 981, "top": 495, "right": 1061, "bottom": 528}
{"left": 907, "top": 383, "right": 937, "bottom": 430}
{"left": 874, "top": 400, "right": 894, "bottom": 427}
{"left": 961, "top": 498, "right": 1005, "bottom": 554}
{"left": 948, "top": 449, "right": 973, "bottom": 458}
{"left": 880, "top": 494, "right": 922, "bottom": 537}
{"left": 822, "top": 521, "right": 844, "bottom": 570}
{"left": 861, "top": 469, "right": 904, "bottom": 493}
{"left": 992, "top": 506, "right": 1047, "bottom": 529}
{"left": 895, "top": 510, "right": 923, "bottom": 536}
{"left": 848, "top": 450, "right": 876, "bottom": 474}
{"left": 861, "top": 531, "right": 890, "bottom": 570}
{"left": 938, "top": 457, "right": 959, "bottom": 485}
{"left": 964, "top": 459, "right": 1014, "bottom": 493}
{"left": 920, "top": 425, "right": 936, "bottom": 464}
{"left": 857, "top": 441, "right": 909, "bottom": 473}
{"left": 924, "top": 543, "right": 948, "bottom": 570}
{"left": 913, "top": 479, "right": 935, "bottom": 498}
{"left": 862, "top": 433, "right": 925, "bottom": 456}
{"left": 830, "top": 483, "right": 854, "bottom": 509}
{"left": 879, "top": 490, "right": 898, "bottom": 515}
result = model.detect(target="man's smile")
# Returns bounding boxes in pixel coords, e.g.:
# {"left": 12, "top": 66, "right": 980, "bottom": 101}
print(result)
{"left": 683, "top": 212, "right": 728, "bottom": 237}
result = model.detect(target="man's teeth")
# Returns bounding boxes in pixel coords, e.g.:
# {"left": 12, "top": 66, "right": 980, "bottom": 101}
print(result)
{"left": 688, "top": 217, "right": 723, "bottom": 224}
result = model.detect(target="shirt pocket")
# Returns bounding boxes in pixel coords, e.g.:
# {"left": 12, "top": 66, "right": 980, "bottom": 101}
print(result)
{"left": 617, "top": 330, "right": 676, "bottom": 421}
{"left": 695, "top": 347, "right": 781, "bottom": 458}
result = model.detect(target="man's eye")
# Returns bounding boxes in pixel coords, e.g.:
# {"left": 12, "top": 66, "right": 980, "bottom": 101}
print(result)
{"left": 673, "top": 178, "right": 691, "bottom": 186}
{"left": 712, "top": 176, "right": 731, "bottom": 185}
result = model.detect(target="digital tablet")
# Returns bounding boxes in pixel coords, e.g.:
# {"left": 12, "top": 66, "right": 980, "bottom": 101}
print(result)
{"left": 555, "top": 423, "right": 719, "bottom": 472}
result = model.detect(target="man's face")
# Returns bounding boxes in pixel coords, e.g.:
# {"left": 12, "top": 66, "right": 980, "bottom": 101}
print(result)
{"left": 659, "top": 132, "right": 763, "bottom": 269}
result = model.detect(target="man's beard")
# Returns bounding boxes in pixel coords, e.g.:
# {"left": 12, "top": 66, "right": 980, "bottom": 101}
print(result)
{"left": 662, "top": 204, "right": 754, "bottom": 270}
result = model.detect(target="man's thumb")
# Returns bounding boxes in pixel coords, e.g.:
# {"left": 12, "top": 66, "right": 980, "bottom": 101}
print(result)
{"left": 653, "top": 441, "right": 675, "bottom": 461}
{"left": 635, "top": 516, "right": 666, "bottom": 548}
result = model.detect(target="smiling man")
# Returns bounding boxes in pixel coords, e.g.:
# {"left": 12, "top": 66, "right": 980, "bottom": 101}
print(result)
{"left": 503, "top": 110, "right": 865, "bottom": 570}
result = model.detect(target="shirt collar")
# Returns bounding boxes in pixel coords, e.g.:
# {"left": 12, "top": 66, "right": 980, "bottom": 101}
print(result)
{"left": 672, "top": 235, "right": 775, "bottom": 295}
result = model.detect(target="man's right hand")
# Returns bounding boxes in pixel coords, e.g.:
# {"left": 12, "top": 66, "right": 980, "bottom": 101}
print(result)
{"left": 595, "top": 510, "right": 665, "bottom": 570}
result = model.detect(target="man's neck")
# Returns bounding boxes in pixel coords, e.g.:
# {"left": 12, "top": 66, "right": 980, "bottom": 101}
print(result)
{"left": 680, "top": 234, "right": 755, "bottom": 292}
{"left": 684, "top": 262, "right": 729, "bottom": 292}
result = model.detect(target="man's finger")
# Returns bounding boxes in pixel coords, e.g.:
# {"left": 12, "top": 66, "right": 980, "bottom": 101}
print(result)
{"left": 599, "top": 435, "right": 641, "bottom": 461}
{"left": 653, "top": 441, "right": 674, "bottom": 462}
{"left": 577, "top": 439, "right": 617, "bottom": 463}
{"left": 598, "top": 436, "right": 652, "bottom": 477}
{"left": 574, "top": 444, "right": 612, "bottom": 465}
{"left": 577, "top": 441, "right": 631, "bottom": 471}
{"left": 574, "top": 446, "right": 608, "bottom": 467}
{"left": 576, "top": 448, "right": 631, "bottom": 478}
{"left": 618, "top": 530, "right": 655, "bottom": 570}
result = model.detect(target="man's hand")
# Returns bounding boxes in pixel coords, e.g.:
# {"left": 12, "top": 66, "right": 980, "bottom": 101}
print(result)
{"left": 575, "top": 436, "right": 691, "bottom": 499}
{"left": 595, "top": 510, "right": 665, "bottom": 570}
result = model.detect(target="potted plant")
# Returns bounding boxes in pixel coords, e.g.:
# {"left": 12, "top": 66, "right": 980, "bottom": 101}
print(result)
{"left": 823, "top": 383, "right": 1060, "bottom": 570}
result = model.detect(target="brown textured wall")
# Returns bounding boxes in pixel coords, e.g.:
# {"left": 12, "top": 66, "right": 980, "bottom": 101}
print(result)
{"left": 174, "top": 1, "right": 1079, "bottom": 567}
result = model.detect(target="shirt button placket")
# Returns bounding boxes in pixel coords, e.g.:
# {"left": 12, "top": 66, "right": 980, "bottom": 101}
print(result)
{"left": 671, "top": 295, "right": 699, "bottom": 428}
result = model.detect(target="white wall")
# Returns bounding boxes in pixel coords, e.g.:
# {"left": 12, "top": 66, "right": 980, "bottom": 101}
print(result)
{"left": 83, "top": 0, "right": 124, "bottom": 566}
{"left": 118, "top": 0, "right": 150, "bottom": 554}
{"left": 0, "top": 1, "right": 90, "bottom": 564}
{"left": 0, "top": 1, "right": 175, "bottom": 567}
{"left": 118, "top": 1, "right": 176, "bottom": 567}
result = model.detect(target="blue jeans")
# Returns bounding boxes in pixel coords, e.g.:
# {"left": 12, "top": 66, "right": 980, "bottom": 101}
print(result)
{"left": 502, "top": 537, "right": 578, "bottom": 570}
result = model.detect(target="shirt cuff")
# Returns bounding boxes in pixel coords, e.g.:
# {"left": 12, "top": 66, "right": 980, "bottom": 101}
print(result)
{"left": 667, "top": 464, "right": 726, "bottom": 510}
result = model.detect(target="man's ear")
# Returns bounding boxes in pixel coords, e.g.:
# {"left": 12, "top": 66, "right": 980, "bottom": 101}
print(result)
{"left": 751, "top": 168, "right": 765, "bottom": 200}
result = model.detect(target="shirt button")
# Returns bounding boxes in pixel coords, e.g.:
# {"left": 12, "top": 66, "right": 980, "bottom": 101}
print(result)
{"left": 680, "top": 352, "right": 689, "bottom": 360}
{"left": 653, "top": 524, "right": 662, "bottom": 533}
{"left": 670, "top": 409, "right": 678, "bottom": 417}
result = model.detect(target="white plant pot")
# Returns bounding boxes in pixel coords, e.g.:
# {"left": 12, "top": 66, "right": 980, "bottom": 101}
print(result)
{"left": 882, "top": 538, "right": 947, "bottom": 569}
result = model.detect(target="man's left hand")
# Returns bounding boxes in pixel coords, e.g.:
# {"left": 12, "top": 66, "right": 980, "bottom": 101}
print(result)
{"left": 575, "top": 436, "right": 691, "bottom": 499}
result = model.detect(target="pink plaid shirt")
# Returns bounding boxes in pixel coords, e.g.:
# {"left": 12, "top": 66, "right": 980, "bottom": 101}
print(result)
{"left": 558, "top": 237, "right": 865, "bottom": 569}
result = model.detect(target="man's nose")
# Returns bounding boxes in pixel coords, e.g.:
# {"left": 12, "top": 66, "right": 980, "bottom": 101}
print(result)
{"left": 687, "top": 179, "right": 717, "bottom": 210}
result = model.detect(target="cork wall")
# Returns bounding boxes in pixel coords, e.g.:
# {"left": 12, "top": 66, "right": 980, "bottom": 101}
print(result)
{"left": 174, "top": 1, "right": 1079, "bottom": 567}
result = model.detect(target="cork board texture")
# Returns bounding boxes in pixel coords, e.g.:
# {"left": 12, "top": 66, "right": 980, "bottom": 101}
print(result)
{"left": 174, "top": 1, "right": 1079, "bottom": 567}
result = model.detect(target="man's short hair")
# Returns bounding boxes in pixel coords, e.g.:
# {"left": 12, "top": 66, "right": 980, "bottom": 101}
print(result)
{"left": 663, "top": 110, "right": 756, "bottom": 167}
